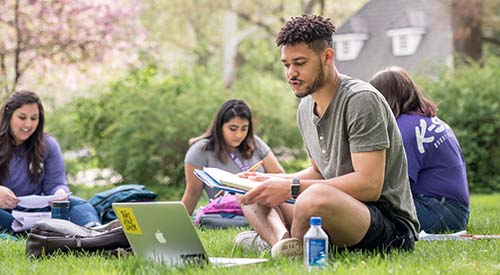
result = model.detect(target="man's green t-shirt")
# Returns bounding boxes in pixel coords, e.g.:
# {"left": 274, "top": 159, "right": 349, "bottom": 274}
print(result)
{"left": 297, "top": 74, "right": 419, "bottom": 236}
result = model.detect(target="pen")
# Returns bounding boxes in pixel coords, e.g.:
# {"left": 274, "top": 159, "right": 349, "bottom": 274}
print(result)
{"left": 213, "top": 190, "right": 225, "bottom": 199}
{"left": 247, "top": 160, "right": 264, "bottom": 172}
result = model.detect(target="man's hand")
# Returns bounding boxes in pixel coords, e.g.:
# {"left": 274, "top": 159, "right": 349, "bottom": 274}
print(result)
{"left": 0, "top": 186, "right": 19, "bottom": 209}
{"left": 237, "top": 175, "right": 291, "bottom": 208}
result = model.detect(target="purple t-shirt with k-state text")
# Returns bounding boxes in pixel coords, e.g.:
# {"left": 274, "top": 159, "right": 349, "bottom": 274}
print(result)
{"left": 397, "top": 114, "right": 469, "bottom": 205}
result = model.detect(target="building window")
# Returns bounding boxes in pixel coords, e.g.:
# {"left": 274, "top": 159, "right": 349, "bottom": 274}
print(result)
{"left": 387, "top": 28, "right": 426, "bottom": 56}
{"left": 399, "top": 35, "right": 408, "bottom": 50}
{"left": 342, "top": 41, "right": 350, "bottom": 55}
{"left": 333, "top": 33, "right": 368, "bottom": 61}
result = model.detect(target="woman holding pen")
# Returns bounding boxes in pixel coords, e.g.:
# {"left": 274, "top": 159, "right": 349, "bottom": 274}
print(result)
{"left": 182, "top": 99, "right": 284, "bottom": 216}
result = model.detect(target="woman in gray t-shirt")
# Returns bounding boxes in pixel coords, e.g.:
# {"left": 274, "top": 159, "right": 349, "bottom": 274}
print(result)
{"left": 182, "top": 99, "right": 284, "bottom": 215}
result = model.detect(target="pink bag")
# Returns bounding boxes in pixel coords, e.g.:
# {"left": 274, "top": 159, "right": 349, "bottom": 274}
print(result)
{"left": 194, "top": 194, "right": 243, "bottom": 225}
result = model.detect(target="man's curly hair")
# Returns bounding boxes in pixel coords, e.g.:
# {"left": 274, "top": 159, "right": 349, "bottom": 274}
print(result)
{"left": 276, "top": 14, "right": 336, "bottom": 54}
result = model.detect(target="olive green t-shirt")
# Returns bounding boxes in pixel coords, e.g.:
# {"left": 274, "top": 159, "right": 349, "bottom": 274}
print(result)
{"left": 297, "top": 74, "right": 419, "bottom": 236}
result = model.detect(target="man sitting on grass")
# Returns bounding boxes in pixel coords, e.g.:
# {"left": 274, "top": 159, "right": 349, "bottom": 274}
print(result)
{"left": 234, "top": 14, "right": 420, "bottom": 258}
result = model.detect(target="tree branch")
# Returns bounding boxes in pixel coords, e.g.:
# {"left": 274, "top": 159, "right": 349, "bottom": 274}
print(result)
{"left": 483, "top": 35, "right": 500, "bottom": 47}
{"left": 234, "top": 11, "right": 276, "bottom": 37}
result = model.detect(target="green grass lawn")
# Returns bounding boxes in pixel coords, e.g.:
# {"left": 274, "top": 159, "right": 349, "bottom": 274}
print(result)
{"left": 1, "top": 193, "right": 498, "bottom": 275}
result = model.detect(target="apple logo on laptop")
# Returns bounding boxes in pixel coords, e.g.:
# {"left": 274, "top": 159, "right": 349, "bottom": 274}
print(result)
{"left": 155, "top": 229, "right": 167, "bottom": 244}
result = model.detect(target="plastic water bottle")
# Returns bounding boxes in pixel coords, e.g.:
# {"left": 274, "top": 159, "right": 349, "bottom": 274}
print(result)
{"left": 304, "top": 216, "right": 328, "bottom": 271}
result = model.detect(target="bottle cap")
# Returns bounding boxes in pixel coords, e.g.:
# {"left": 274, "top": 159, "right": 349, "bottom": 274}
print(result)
{"left": 310, "top": 216, "right": 322, "bottom": 226}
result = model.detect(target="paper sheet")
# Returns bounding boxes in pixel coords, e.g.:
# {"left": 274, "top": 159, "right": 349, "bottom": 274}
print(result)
{"left": 419, "top": 230, "right": 500, "bottom": 240}
{"left": 419, "top": 230, "right": 467, "bottom": 240}
{"left": 16, "top": 192, "right": 71, "bottom": 208}
{"left": 10, "top": 193, "right": 71, "bottom": 232}
{"left": 11, "top": 210, "right": 51, "bottom": 232}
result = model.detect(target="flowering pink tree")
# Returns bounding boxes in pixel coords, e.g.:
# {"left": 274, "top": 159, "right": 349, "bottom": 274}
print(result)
{"left": 0, "top": 0, "right": 143, "bottom": 98}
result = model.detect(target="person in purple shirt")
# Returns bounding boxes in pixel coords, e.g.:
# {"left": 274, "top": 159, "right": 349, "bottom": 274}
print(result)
{"left": 0, "top": 90, "right": 100, "bottom": 233}
{"left": 370, "top": 67, "right": 469, "bottom": 233}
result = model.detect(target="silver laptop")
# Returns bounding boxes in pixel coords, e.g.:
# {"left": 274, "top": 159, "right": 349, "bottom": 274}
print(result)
{"left": 112, "top": 201, "right": 268, "bottom": 267}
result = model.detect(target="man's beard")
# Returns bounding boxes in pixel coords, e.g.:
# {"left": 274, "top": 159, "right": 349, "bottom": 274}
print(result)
{"left": 295, "top": 62, "right": 325, "bottom": 98}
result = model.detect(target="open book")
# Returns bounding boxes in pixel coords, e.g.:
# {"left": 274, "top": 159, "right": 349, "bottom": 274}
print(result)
{"left": 194, "top": 167, "right": 295, "bottom": 204}
{"left": 202, "top": 167, "right": 259, "bottom": 191}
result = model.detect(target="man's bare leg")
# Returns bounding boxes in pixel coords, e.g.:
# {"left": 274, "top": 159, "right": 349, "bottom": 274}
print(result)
{"left": 240, "top": 203, "right": 293, "bottom": 246}
{"left": 291, "top": 184, "right": 371, "bottom": 247}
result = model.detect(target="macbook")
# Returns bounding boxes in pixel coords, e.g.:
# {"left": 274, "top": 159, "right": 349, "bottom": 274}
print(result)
{"left": 112, "top": 201, "right": 268, "bottom": 267}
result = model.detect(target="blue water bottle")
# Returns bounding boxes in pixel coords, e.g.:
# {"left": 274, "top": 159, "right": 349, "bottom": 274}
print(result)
{"left": 304, "top": 216, "right": 328, "bottom": 271}
{"left": 51, "top": 200, "right": 70, "bottom": 220}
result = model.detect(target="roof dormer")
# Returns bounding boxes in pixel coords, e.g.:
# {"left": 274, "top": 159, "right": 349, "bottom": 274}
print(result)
{"left": 333, "top": 33, "right": 369, "bottom": 61}
{"left": 386, "top": 27, "right": 426, "bottom": 56}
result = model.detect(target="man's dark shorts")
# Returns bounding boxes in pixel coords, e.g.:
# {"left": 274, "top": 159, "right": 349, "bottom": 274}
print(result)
{"left": 347, "top": 201, "right": 416, "bottom": 253}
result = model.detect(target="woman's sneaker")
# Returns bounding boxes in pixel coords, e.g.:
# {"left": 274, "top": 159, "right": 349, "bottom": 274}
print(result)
{"left": 234, "top": 231, "right": 271, "bottom": 252}
{"left": 270, "top": 238, "right": 303, "bottom": 258}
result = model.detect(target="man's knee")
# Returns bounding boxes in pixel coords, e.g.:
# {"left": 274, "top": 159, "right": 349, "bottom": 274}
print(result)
{"left": 295, "top": 184, "right": 340, "bottom": 215}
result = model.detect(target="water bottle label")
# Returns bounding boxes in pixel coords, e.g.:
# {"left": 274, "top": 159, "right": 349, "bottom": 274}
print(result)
{"left": 307, "top": 239, "right": 327, "bottom": 267}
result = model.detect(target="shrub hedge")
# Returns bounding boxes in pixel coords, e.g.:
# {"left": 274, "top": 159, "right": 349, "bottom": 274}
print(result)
{"left": 418, "top": 57, "right": 500, "bottom": 192}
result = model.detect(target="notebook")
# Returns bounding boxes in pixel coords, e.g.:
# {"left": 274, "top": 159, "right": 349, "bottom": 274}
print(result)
{"left": 111, "top": 201, "right": 268, "bottom": 267}
{"left": 194, "top": 168, "right": 296, "bottom": 204}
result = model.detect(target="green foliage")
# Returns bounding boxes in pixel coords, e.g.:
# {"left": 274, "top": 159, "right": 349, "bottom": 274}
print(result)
{"left": 281, "top": 157, "right": 310, "bottom": 174}
{"left": 238, "top": 38, "right": 284, "bottom": 80}
{"left": 231, "top": 68, "right": 302, "bottom": 151}
{"left": 48, "top": 63, "right": 303, "bottom": 186}
{"left": 418, "top": 57, "right": 500, "bottom": 192}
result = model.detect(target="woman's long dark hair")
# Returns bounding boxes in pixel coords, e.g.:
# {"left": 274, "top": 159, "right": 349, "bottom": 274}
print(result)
{"left": 369, "top": 66, "right": 437, "bottom": 118}
{"left": 0, "top": 90, "right": 45, "bottom": 184}
{"left": 189, "top": 99, "right": 255, "bottom": 163}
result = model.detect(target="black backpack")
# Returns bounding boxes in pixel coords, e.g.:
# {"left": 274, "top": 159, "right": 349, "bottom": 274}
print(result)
{"left": 88, "top": 184, "right": 157, "bottom": 224}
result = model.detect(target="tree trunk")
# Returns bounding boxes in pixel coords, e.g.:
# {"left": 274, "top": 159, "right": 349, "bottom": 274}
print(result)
{"left": 451, "top": 0, "right": 482, "bottom": 63}
{"left": 222, "top": 6, "right": 257, "bottom": 89}
{"left": 302, "top": 0, "right": 325, "bottom": 15}
{"left": 222, "top": 10, "right": 239, "bottom": 89}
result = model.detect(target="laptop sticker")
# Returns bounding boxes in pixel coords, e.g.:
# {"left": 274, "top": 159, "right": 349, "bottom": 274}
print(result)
{"left": 114, "top": 206, "right": 143, "bottom": 234}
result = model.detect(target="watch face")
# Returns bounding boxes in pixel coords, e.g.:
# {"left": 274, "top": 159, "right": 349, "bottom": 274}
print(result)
{"left": 291, "top": 178, "right": 300, "bottom": 198}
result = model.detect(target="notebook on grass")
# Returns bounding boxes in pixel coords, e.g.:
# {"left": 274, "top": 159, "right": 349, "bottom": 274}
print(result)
{"left": 112, "top": 201, "right": 268, "bottom": 267}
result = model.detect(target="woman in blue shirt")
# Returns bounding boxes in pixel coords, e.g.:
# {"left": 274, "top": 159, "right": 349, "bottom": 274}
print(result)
{"left": 0, "top": 90, "right": 100, "bottom": 233}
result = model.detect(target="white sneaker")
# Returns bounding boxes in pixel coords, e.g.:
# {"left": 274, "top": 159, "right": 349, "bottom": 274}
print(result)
{"left": 271, "top": 238, "right": 303, "bottom": 258}
{"left": 234, "top": 231, "right": 271, "bottom": 252}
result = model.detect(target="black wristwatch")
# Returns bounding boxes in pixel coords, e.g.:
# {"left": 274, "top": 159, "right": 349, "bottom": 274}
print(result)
{"left": 291, "top": 178, "right": 301, "bottom": 199}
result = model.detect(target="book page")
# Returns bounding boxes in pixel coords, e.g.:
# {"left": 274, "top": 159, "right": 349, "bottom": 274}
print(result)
{"left": 203, "top": 167, "right": 259, "bottom": 191}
